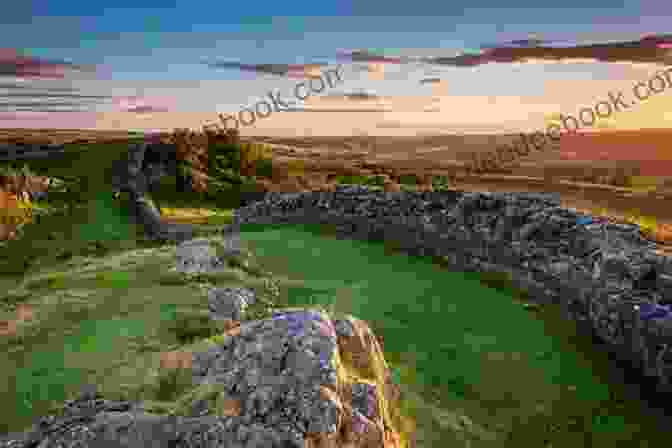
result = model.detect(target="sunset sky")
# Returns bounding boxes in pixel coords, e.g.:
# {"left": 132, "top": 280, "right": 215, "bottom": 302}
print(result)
{"left": 1, "top": 1, "right": 671, "bottom": 136}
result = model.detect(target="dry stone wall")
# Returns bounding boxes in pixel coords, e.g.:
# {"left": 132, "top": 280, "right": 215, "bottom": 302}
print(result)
{"left": 232, "top": 185, "right": 672, "bottom": 391}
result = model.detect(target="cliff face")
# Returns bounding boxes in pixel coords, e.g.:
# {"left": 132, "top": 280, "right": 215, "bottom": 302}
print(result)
{"left": 233, "top": 185, "right": 672, "bottom": 391}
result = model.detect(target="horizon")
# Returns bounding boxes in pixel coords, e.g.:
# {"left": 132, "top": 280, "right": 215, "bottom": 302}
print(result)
{"left": 0, "top": 2, "right": 670, "bottom": 138}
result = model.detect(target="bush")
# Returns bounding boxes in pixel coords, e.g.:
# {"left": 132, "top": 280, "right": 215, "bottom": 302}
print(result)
{"left": 209, "top": 143, "right": 241, "bottom": 174}
{"left": 431, "top": 175, "right": 450, "bottom": 191}
{"left": 398, "top": 174, "right": 418, "bottom": 185}
{"left": 253, "top": 158, "right": 274, "bottom": 179}
{"left": 205, "top": 137, "right": 275, "bottom": 195}
{"left": 610, "top": 173, "right": 633, "bottom": 188}
{"left": 336, "top": 175, "right": 368, "bottom": 185}
{"left": 238, "top": 142, "right": 272, "bottom": 177}
{"left": 284, "top": 159, "right": 306, "bottom": 178}
{"left": 365, "top": 175, "right": 387, "bottom": 187}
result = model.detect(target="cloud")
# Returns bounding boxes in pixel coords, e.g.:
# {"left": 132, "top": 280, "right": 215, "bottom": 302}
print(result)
{"left": 0, "top": 48, "right": 96, "bottom": 79}
{"left": 0, "top": 92, "right": 108, "bottom": 112}
{"left": 113, "top": 95, "right": 174, "bottom": 114}
{"left": 0, "top": 90, "right": 110, "bottom": 113}
{"left": 0, "top": 92, "right": 108, "bottom": 99}
{"left": 344, "top": 91, "right": 380, "bottom": 100}
{"left": 324, "top": 91, "right": 382, "bottom": 101}
{"left": 0, "top": 101, "right": 93, "bottom": 107}
{"left": 0, "top": 83, "right": 77, "bottom": 92}
{"left": 352, "top": 64, "right": 377, "bottom": 73}
{"left": 419, "top": 77, "right": 443, "bottom": 84}
{"left": 204, "top": 61, "right": 329, "bottom": 79}
{"left": 0, "top": 107, "right": 90, "bottom": 113}
{"left": 278, "top": 107, "right": 393, "bottom": 113}
{"left": 430, "top": 35, "right": 672, "bottom": 67}
{"left": 337, "top": 50, "right": 406, "bottom": 64}
{"left": 0, "top": 49, "right": 105, "bottom": 115}
{"left": 124, "top": 104, "right": 170, "bottom": 114}
{"left": 480, "top": 37, "right": 561, "bottom": 49}
{"left": 339, "top": 34, "right": 672, "bottom": 70}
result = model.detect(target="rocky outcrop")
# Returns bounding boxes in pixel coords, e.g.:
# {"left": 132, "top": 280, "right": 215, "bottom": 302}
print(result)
{"left": 186, "top": 308, "right": 407, "bottom": 448}
{"left": 232, "top": 185, "right": 672, "bottom": 391}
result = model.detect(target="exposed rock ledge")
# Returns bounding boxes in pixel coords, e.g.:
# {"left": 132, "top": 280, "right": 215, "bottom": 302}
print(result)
{"left": 232, "top": 185, "right": 672, "bottom": 391}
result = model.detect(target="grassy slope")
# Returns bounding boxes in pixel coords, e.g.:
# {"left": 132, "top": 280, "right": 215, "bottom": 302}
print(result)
{"left": 1, "top": 140, "right": 670, "bottom": 446}
{"left": 238, "top": 222, "right": 671, "bottom": 447}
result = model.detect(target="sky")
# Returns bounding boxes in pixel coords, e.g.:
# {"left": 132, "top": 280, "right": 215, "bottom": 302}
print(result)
{"left": 0, "top": 0, "right": 671, "bottom": 136}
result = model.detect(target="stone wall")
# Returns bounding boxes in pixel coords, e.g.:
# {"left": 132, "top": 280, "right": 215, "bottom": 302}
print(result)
{"left": 232, "top": 185, "right": 672, "bottom": 391}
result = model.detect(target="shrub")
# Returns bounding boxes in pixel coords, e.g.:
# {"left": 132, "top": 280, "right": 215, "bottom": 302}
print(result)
{"left": 398, "top": 174, "right": 418, "bottom": 185}
{"left": 336, "top": 175, "right": 368, "bottom": 185}
{"left": 239, "top": 142, "right": 272, "bottom": 177}
{"left": 253, "top": 158, "right": 274, "bottom": 179}
{"left": 154, "top": 357, "right": 194, "bottom": 402}
{"left": 364, "top": 175, "right": 386, "bottom": 186}
{"left": 205, "top": 136, "right": 274, "bottom": 195}
{"left": 610, "top": 173, "right": 633, "bottom": 188}
{"left": 285, "top": 159, "right": 306, "bottom": 178}
{"left": 431, "top": 175, "right": 450, "bottom": 191}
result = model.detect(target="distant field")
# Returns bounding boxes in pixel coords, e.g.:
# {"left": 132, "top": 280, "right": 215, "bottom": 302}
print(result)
{"left": 0, "top": 128, "right": 139, "bottom": 145}
{"left": 251, "top": 128, "right": 672, "bottom": 178}
{"left": 2, "top": 127, "right": 672, "bottom": 245}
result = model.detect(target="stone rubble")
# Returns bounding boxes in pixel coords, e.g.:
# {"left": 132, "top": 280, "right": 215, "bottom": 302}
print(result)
{"left": 232, "top": 185, "right": 672, "bottom": 390}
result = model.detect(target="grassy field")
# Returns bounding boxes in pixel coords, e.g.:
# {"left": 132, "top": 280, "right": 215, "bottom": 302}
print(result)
{"left": 237, "top": 222, "right": 672, "bottom": 447}
{"left": 1, "top": 139, "right": 671, "bottom": 446}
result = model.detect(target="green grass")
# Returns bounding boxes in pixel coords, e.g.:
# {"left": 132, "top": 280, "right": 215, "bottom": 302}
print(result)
{"left": 2, "top": 140, "right": 670, "bottom": 446}
{"left": 238, "top": 222, "right": 670, "bottom": 447}
{"left": 334, "top": 174, "right": 388, "bottom": 187}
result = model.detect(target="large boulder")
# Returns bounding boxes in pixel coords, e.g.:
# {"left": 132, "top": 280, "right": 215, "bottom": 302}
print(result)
{"left": 186, "top": 309, "right": 409, "bottom": 448}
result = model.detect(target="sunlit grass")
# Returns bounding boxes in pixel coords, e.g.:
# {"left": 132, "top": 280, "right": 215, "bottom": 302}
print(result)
{"left": 582, "top": 205, "right": 671, "bottom": 243}
{"left": 628, "top": 175, "right": 659, "bottom": 193}
{"left": 160, "top": 207, "right": 231, "bottom": 219}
